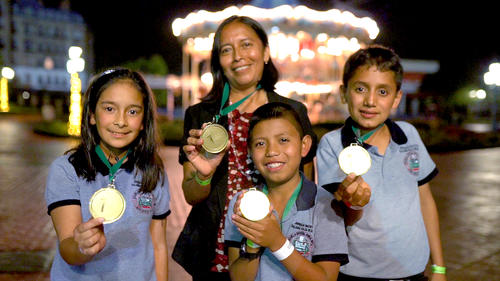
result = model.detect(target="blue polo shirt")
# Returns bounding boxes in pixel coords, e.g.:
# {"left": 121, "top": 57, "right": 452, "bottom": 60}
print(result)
{"left": 45, "top": 153, "right": 170, "bottom": 281}
{"left": 317, "top": 118, "right": 438, "bottom": 279}
{"left": 224, "top": 177, "right": 348, "bottom": 281}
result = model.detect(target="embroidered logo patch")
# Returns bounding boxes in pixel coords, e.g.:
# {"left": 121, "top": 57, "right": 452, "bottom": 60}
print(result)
{"left": 404, "top": 151, "right": 420, "bottom": 175}
{"left": 133, "top": 191, "right": 154, "bottom": 214}
{"left": 290, "top": 231, "right": 313, "bottom": 258}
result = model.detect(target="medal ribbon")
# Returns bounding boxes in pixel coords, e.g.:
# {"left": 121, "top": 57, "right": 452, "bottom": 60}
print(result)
{"left": 95, "top": 145, "right": 131, "bottom": 185}
{"left": 352, "top": 123, "right": 384, "bottom": 144}
{"left": 215, "top": 82, "right": 261, "bottom": 123}
{"left": 263, "top": 178, "right": 303, "bottom": 228}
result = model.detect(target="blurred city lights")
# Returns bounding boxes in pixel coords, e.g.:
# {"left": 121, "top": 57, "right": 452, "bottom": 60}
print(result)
{"left": 1, "top": 67, "right": 15, "bottom": 112}
{"left": 484, "top": 62, "right": 500, "bottom": 131}
{"left": 484, "top": 63, "right": 500, "bottom": 86}
{"left": 1, "top": 67, "right": 15, "bottom": 79}
{"left": 66, "top": 46, "right": 84, "bottom": 136}
{"left": 200, "top": 72, "right": 213, "bottom": 86}
{"left": 68, "top": 46, "right": 83, "bottom": 60}
{"left": 469, "top": 89, "right": 487, "bottom": 99}
{"left": 476, "top": 89, "right": 487, "bottom": 99}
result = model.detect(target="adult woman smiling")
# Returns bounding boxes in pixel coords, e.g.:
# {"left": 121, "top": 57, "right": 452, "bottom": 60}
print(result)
{"left": 172, "top": 16, "right": 316, "bottom": 281}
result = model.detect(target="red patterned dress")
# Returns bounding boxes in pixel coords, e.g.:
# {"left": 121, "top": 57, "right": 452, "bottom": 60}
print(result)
{"left": 211, "top": 109, "right": 258, "bottom": 272}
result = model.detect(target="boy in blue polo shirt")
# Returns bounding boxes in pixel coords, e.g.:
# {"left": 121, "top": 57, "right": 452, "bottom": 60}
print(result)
{"left": 317, "top": 45, "right": 446, "bottom": 281}
{"left": 224, "top": 102, "right": 348, "bottom": 281}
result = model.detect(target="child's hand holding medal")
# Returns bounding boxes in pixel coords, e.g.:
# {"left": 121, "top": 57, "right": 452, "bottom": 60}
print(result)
{"left": 74, "top": 217, "right": 107, "bottom": 257}
{"left": 232, "top": 189, "right": 284, "bottom": 250}
{"left": 337, "top": 143, "right": 372, "bottom": 209}
{"left": 335, "top": 124, "right": 383, "bottom": 210}
{"left": 238, "top": 188, "right": 271, "bottom": 221}
{"left": 336, "top": 173, "right": 371, "bottom": 209}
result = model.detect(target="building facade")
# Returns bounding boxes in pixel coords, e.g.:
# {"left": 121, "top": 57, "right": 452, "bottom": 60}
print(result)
{"left": 0, "top": 0, "right": 92, "bottom": 102}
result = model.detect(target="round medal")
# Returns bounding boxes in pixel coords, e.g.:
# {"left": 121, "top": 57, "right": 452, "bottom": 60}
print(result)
{"left": 338, "top": 143, "right": 371, "bottom": 176}
{"left": 201, "top": 123, "right": 229, "bottom": 154}
{"left": 239, "top": 188, "right": 270, "bottom": 221}
{"left": 89, "top": 187, "right": 126, "bottom": 224}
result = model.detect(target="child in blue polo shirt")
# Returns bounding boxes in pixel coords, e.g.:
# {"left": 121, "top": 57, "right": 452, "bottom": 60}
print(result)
{"left": 224, "top": 102, "right": 348, "bottom": 281}
{"left": 45, "top": 68, "right": 170, "bottom": 281}
{"left": 317, "top": 45, "right": 446, "bottom": 281}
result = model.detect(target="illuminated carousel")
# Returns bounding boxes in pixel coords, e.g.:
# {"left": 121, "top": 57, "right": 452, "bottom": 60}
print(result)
{"left": 172, "top": 0, "right": 379, "bottom": 121}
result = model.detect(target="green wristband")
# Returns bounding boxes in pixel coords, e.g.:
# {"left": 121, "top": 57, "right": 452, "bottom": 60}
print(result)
{"left": 246, "top": 239, "right": 261, "bottom": 249}
{"left": 431, "top": 264, "right": 446, "bottom": 274}
{"left": 195, "top": 172, "right": 211, "bottom": 186}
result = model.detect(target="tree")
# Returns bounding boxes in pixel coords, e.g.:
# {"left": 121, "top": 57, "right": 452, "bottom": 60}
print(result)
{"left": 123, "top": 54, "right": 168, "bottom": 75}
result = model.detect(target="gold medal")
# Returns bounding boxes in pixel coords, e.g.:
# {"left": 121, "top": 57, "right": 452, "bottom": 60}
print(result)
{"left": 338, "top": 143, "right": 371, "bottom": 176}
{"left": 89, "top": 185, "right": 126, "bottom": 224}
{"left": 201, "top": 123, "right": 229, "bottom": 154}
{"left": 239, "top": 188, "right": 270, "bottom": 221}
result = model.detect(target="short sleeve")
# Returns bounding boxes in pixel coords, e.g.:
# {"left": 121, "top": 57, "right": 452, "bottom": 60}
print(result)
{"left": 45, "top": 156, "right": 81, "bottom": 215}
{"left": 224, "top": 192, "right": 244, "bottom": 248}
{"left": 316, "top": 132, "right": 345, "bottom": 191}
{"left": 311, "top": 189, "right": 348, "bottom": 264}
{"left": 153, "top": 173, "right": 171, "bottom": 219}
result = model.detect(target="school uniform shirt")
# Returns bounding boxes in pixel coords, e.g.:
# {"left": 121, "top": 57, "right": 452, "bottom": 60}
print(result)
{"left": 224, "top": 177, "right": 348, "bottom": 281}
{"left": 45, "top": 153, "right": 170, "bottom": 281}
{"left": 317, "top": 118, "right": 438, "bottom": 279}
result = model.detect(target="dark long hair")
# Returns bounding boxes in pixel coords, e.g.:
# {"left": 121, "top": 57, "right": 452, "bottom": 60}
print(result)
{"left": 68, "top": 68, "right": 164, "bottom": 193}
{"left": 343, "top": 44, "right": 404, "bottom": 91}
{"left": 203, "top": 15, "right": 279, "bottom": 102}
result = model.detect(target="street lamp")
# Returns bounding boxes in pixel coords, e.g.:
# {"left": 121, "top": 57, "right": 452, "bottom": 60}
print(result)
{"left": 66, "top": 46, "right": 85, "bottom": 136}
{"left": 483, "top": 62, "right": 500, "bottom": 132}
{"left": 1, "top": 67, "right": 15, "bottom": 112}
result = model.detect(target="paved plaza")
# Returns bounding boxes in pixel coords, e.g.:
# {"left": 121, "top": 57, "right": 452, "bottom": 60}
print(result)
{"left": 0, "top": 114, "right": 499, "bottom": 280}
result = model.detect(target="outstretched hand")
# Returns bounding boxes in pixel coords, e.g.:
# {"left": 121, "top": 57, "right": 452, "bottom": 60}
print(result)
{"left": 336, "top": 173, "right": 371, "bottom": 208}
{"left": 182, "top": 123, "right": 229, "bottom": 178}
{"left": 73, "top": 217, "right": 106, "bottom": 256}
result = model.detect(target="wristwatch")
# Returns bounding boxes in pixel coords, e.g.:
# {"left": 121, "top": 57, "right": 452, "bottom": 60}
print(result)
{"left": 239, "top": 238, "right": 265, "bottom": 260}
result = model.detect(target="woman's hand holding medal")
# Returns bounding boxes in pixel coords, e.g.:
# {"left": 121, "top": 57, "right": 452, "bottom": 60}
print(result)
{"left": 183, "top": 123, "right": 230, "bottom": 178}
{"left": 73, "top": 217, "right": 107, "bottom": 257}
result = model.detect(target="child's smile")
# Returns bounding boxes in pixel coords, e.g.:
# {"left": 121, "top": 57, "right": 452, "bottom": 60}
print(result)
{"left": 265, "top": 161, "right": 285, "bottom": 171}
{"left": 249, "top": 118, "right": 308, "bottom": 188}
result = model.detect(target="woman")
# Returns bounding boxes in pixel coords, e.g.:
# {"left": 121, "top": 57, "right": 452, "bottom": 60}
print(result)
{"left": 172, "top": 15, "right": 316, "bottom": 281}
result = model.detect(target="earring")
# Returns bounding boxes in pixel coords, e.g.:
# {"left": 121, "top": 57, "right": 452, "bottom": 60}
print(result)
{"left": 264, "top": 60, "right": 268, "bottom": 65}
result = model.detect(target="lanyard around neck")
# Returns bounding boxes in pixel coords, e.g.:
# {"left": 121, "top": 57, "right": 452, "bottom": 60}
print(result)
{"left": 263, "top": 177, "right": 303, "bottom": 226}
{"left": 352, "top": 123, "right": 384, "bottom": 144}
{"left": 95, "top": 145, "right": 131, "bottom": 184}
{"left": 215, "top": 82, "right": 261, "bottom": 123}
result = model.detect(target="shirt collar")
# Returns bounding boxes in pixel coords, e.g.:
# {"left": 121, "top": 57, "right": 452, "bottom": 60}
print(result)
{"left": 257, "top": 173, "right": 316, "bottom": 211}
{"left": 340, "top": 117, "right": 408, "bottom": 148}
{"left": 93, "top": 149, "right": 135, "bottom": 176}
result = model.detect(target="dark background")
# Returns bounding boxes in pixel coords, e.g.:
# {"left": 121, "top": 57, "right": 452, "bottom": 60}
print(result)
{"left": 42, "top": 0, "right": 500, "bottom": 95}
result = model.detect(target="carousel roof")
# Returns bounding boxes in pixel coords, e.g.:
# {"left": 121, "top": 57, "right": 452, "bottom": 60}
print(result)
{"left": 172, "top": 2, "right": 379, "bottom": 43}
{"left": 249, "top": 0, "right": 300, "bottom": 9}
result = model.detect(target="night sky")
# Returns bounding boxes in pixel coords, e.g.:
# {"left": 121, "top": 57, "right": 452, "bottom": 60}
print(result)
{"left": 42, "top": 0, "right": 500, "bottom": 95}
